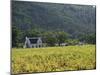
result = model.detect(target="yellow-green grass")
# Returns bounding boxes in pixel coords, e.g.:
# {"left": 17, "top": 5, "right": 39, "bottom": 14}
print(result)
{"left": 12, "top": 45, "right": 96, "bottom": 74}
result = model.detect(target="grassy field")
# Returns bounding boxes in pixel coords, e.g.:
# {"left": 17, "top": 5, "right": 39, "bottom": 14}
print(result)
{"left": 12, "top": 45, "right": 96, "bottom": 74}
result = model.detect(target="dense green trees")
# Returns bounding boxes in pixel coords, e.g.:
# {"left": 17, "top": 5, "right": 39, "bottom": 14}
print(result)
{"left": 55, "top": 31, "right": 68, "bottom": 46}
{"left": 86, "top": 33, "right": 96, "bottom": 44}
{"left": 43, "top": 32, "right": 57, "bottom": 46}
{"left": 66, "top": 39, "right": 79, "bottom": 45}
{"left": 12, "top": 25, "right": 96, "bottom": 48}
{"left": 40, "top": 31, "right": 68, "bottom": 46}
{"left": 12, "top": 1, "right": 96, "bottom": 39}
{"left": 12, "top": 27, "right": 69, "bottom": 47}
{"left": 12, "top": 26, "right": 19, "bottom": 47}
{"left": 79, "top": 33, "right": 96, "bottom": 44}
{"left": 12, "top": 1, "right": 96, "bottom": 48}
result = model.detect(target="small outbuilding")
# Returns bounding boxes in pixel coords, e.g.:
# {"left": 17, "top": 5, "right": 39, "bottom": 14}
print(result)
{"left": 23, "top": 37, "right": 43, "bottom": 48}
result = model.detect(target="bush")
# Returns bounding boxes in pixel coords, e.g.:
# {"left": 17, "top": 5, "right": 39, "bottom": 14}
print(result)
{"left": 66, "top": 39, "right": 79, "bottom": 45}
{"left": 17, "top": 43, "right": 24, "bottom": 48}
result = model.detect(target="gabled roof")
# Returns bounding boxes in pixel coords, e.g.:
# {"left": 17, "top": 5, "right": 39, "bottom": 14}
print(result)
{"left": 29, "top": 38, "right": 38, "bottom": 44}
{"left": 26, "top": 37, "right": 42, "bottom": 44}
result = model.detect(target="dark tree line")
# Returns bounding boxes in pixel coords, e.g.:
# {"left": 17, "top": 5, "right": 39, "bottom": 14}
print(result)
{"left": 79, "top": 33, "right": 96, "bottom": 44}
{"left": 12, "top": 26, "right": 19, "bottom": 47}
{"left": 12, "top": 26, "right": 96, "bottom": 48}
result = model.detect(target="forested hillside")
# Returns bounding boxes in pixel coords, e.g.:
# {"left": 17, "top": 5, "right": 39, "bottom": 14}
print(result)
{"left": 12, "top": 1, "right": 96, "bottom": 47}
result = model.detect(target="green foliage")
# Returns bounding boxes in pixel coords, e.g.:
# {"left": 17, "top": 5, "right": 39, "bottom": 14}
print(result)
{"left": 79, "top": 33, "right": 96, "bottom": 44}
{"left": 12, "top": 26, "right": 19, "bottom": 47}
{"left": 12, "top": 45, "right": 96, "bottom": 74}
{"left": 42, "top": 31, "right": 68, "bottom": 46}
{"left": 56, "top": 31, "right": 68, "bottom": 46}
{"left": 66, "top": 39, "right": 79, "bottom": 45}
{"left": 12, "top": 1, "right": 96, "bottom": 47}
{"left": 17, "top": 43, "right": 24, "bottom": 48}
{"left": 24, "top": 29, "right": 41, "bottom": 37}
{"left": 12, "top": 1, "right": 96, "bottom": 39}
{"left": 43, "top": 32, "right": 57, "bottom": 46}
{"left": 85, "top": 34, "right": 96, "bottom": 44}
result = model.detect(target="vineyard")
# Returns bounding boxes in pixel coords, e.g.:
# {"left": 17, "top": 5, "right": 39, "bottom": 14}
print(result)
{"left": 12, "top": 45, "right": 96, "bottom": 74}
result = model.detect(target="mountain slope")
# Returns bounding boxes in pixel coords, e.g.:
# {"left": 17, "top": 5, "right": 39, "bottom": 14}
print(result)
{"left": 12, "top": 1, "right": 96, "bottom": 38}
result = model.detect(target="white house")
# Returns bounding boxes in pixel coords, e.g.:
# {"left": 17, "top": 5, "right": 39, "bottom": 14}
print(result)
{"left": 23, "top": 37, "right": 43, "bottom": 48}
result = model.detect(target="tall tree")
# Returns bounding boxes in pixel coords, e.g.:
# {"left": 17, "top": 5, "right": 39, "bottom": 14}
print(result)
{"left": 79, "top": 33, "right": 96, "bottom": 44}
{"left": 12, "top": 26, "right": 19, "bottom": 47}
{"left": 86, "top": 33, "right": 96, "bottom": 44}
{"left": 43, "top": 32, "right": 57, "bottom": 46}
{"left": 56, "top": 31, "right": 68, "bottom": 46}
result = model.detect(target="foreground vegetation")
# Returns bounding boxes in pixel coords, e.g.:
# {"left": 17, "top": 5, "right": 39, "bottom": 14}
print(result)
{"left": 12, "top": 45, "right": 96, "bottom": 74}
